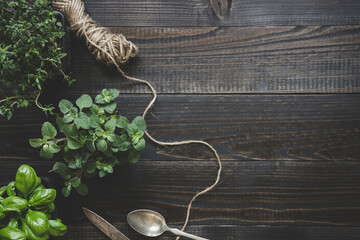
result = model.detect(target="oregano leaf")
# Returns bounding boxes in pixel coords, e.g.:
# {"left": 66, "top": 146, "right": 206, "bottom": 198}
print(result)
{"left": 74, "top": 112, "right": 90, "bottom": 129}
{"left": 59, "top": 99, "right": 73, "bottom": 114}
{"left": 40, "top": 145, "right": 53, "bottom": 159}
{"left": 41, "top": 121, "right": 57, "bottom": 139}
{"left": 29, "top": 138, "right": 44, "bottom": 148}
{"left": 75, "top": 94, "right": 92, "bottom": 109}
{"left": 96, "top": 139, "right": 107, "bottom": 152}
{"left": 49, "top": 143, "right": 61, "bottom": 153}
{"left": 132, "top": 116, "right": 147, "bottom": 132}
{"left": 103, "top": 102, "right": 116, "bottom": 114}
{"left": 76, "top": 183, "right": 88, "bottom": 196}
{"left": 67, "top": 137, "right": 83, "bottom": 150}
{"left": 69, "top": 177, "right": 81, "bottom": 188}
{"left": 104, "top": 119, "right": 116, "bottom": 132}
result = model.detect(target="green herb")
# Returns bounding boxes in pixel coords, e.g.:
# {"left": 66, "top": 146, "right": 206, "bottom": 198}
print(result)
{"left": 30, "top": 89, "right": 147, "bottom": 197}
{"left": 0, "top": 165, "right": 67, "bottom": 239}
{"left": 0, "top": 0, "right": 75, "bottom": 120}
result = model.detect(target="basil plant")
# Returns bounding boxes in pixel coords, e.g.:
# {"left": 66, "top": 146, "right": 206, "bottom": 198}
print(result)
{"left": 30, "top": 89, "right": 147, "bottom": 197}
{"left": 0, "top": 165, "right": 67, "bottom": 239}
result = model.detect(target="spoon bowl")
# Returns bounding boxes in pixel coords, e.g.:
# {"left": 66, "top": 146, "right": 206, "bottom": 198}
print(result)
{"left": 127, "top": 209, "right": 209, "bottom": 240}
{"left": 127, "top": 209, "right": 166, "bottom": 237}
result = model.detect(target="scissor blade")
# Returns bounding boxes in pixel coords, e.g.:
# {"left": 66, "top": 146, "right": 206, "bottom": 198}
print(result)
{"left": 83, "top": 207, "right": 130, "bottom": 240}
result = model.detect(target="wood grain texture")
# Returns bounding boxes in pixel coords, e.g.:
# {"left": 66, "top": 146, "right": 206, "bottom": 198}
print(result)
{"left": 1, "top": 158, "right": 360, "bottom": 229}
{"left": 81, "top": 0, "right": 360, "bottom": 27}
{"left": 66, "top": 26, "right": 360, "bottom": 94}
{"left": 64, "top": 225, "right": 360, "bottom": 240}
{"left": 1, "top": 94, "right": 359, "bottom": 161}
{"left": 1, "top": 94, "right": 359, "bottom": 234}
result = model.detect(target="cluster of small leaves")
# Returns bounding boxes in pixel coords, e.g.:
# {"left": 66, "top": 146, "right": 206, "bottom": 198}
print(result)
{"left": 0, "top": 0, "right": 74, "bottom": 120}
{"left": 29, "top": 89, "right": 147, "bottom": 197}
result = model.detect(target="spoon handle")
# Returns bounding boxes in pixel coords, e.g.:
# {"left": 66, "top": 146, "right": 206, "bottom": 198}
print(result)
{"left": 168, "top": 228, "right": 209, "bottom": 240}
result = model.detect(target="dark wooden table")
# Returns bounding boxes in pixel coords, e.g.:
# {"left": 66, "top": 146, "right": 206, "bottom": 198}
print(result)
{"left": 1, "top": 0, "right": 360, "bottom": 239}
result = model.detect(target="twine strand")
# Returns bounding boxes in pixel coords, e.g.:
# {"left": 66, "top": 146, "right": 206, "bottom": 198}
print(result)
{"left": 53, "top": 0, "right": 222, "bottom": 237}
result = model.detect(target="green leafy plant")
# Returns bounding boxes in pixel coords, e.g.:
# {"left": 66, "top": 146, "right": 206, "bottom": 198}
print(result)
{"left": 0, "top": 0, "right": 74, "bottom": 120}
{"left": 30, "top": 89, "right": 147, "bottom": 197}
{"left": 0, "top": 165, "right": 67, "bottom": 239}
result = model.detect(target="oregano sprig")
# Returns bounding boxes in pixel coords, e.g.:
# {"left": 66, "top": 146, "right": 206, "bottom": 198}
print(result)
{"left": 29, "top": 89, "right": 146, "bottom": 197}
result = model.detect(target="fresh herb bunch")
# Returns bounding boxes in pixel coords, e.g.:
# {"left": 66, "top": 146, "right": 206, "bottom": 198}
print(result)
{"left": 0, "top": 165, "right": 67, "bottom": 239}
{"left": 0, "top": 0, "right": 74, "bottom": 120}
{"left": 29, "top": 89, "right": 147, "bottom": 197}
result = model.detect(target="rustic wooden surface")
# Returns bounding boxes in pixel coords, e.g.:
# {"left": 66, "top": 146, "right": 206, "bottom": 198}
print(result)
{"left": 1, "top": 0, "right": 360, "bottom": 239}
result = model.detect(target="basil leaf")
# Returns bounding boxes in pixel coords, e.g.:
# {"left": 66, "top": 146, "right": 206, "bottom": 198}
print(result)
{"left": 0, "top": 186, "right": 6, "bottom": 197}
{"left": 25, "top": 210, "right": 49, "bottom": 237}
{"left": 2, "top": 196, "right": 28, "bottom": 213}
{"left": 6, "top": 181, "right": 16, "bottom": 197}
{"left": 15, "top": 165, "right": 38, "bottom": 198}
{"left": 29, "top": 189, "right": 56, "bottom": 208}
{"left": 8, "top": 219, "right": 19, "bottom": 229}
{"left": 49, "top": 219, "right": 67, "bottom": 237}
{"left": 0, "top": 226, "right": 26, "bottom": 240}
{"left": 0, "top": 205, "right": 6, "bottom": 221}
{"left": 22, "top": 221, "right": 49, "bottom": 240}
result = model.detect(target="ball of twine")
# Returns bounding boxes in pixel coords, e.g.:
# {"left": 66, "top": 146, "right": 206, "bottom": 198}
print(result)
{"left": 53, "top": 0, "right": 138, "bottom": 66}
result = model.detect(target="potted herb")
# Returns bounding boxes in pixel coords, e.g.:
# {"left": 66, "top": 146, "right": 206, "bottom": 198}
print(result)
{"left": 30, "top": 89, "right": 147, "bottom": 197}
{"left": 0, "top": 165, "right": 67, "bottom": 239}
{"left": 0, "top": 0, "right": 72, "bottom": 120}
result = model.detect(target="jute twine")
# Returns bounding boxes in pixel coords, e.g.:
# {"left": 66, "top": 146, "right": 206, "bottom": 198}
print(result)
{"left": 53, "top": 0, "right": 222, "bottom": 237}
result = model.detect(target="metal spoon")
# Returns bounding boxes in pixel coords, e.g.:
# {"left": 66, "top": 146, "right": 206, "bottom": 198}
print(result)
{"left": 127, "top": 209, "right": 209, "bottom": 240}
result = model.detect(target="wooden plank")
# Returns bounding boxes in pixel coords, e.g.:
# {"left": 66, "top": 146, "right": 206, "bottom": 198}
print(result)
{"left": 81, "top": 0, "right": 360, "bottom": 27}
{"left": 1, "top": 159, "right": 360, "bottom": 227}
{"left": 1, "top": 94, "right": 359, "bottom": 161}
{"left": 66, "top": 26, "right": 360, "bottom": 94}
{"left": 1, "top": 94, "right": 360, "bottom": 236}
{"left": 64, "top": 225, "right": 360, "bottom": 240}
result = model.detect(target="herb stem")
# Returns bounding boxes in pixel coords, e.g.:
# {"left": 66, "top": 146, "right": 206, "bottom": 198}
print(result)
{"left": 54, "top": 138, "right": 67, "bottom": 143}
{"left": 35, "top": 91, "right": 46, "bottom": 110}
{"left": 0, "top": 96, "right": 21, "bottom": 103}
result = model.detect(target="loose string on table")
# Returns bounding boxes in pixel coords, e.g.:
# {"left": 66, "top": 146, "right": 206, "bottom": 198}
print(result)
{"left": 53, "top": 0, "right": 223, "bottom": 237}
